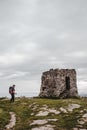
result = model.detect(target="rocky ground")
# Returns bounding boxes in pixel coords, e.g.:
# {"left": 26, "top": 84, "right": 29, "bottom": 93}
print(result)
{"left": 0, "top": 97, "right": 87, "bottom": 130}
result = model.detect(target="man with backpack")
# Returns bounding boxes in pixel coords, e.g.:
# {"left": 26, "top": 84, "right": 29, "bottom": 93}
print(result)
{"left": 9, "top": 84, "right": 16, "bottom": 102}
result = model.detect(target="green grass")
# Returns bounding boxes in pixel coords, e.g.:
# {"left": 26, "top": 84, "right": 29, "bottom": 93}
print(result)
{"left": 0, "top": 97, "right": 87, "bottom": 130}
{"left": 0, "top": 101, "right": 10, "bottom": 129}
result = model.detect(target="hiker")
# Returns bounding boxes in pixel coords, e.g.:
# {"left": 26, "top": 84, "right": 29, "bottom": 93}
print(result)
{"left": 9, "top": 84, "right": 16, "bottom": 102}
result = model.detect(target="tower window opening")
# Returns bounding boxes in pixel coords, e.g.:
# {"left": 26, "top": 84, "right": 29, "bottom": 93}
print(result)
{"left": 66, "top": 76, "right": 70, "bottom": 90}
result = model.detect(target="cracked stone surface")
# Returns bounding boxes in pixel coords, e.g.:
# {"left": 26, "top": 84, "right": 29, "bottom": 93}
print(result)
{"left": 82, "top": 113, "right": 87, "bottom": 118}
{"left": 36, "top": 110, "right": 49, "bottom": 116}
{"left": 48, "top": 108, "right": 60, "bottom": 114}
{"left": 73, "top": 128, "right": 79, "bottom": 130}
{"left": 59, "top": 107, "right": 68, "bottom": 113}
{"left": 5, "top": 112, "right": 16, "bottom": 129}
{"left": 77, "top": 112, "right": 87, "bottom": 127}
{"left": 79, "top": 129, "right": 87, "bottom": 130}
{"left": 4, "top": 103, "right": 86, "bottom": 130}
{"left": 67, "top": 104, "right": 80, "bottom": 112}
{"left": 47, "top": 119, "right": 58, "bottom": 121}
{"left": 73, "top": 128, "right": 87, "bottom": 130}
{"left": 31, "top": 124, "right": 55, "bottom": 130}
{"left": 36, "top": 108, "right": 60, "bottom": 116}
{"left": 77, "top": 119, "right": 85, "bottom": 125}
{"left": 30, "top": 120, "right": 48, "bottom": 125}
{"left": 36, "top": 104, "right": 80, "bottom": 117}
{"left": 30, "top": 119, "right": 58, "bottom": 126}
{"left": 40, "top": 105, "right": 48, "bottom": 111}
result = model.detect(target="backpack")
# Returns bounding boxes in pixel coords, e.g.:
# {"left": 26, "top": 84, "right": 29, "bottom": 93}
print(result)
{"left": 9, "top": 87, "right": 13, "bottom": 94}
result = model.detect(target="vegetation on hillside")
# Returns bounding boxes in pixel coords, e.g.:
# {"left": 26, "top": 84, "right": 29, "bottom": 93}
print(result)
{"left": 0, "top": 97, "right": 87, "bottom": 130}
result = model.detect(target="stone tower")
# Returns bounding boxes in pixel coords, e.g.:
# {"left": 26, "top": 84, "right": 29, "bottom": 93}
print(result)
{"left": 39, "top": 69, "right": 78, "bottom": 98}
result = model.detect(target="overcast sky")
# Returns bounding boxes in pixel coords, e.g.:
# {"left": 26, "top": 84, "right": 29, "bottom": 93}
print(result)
{"left": 0, "top": 0, "right": 87, "bottom": 97}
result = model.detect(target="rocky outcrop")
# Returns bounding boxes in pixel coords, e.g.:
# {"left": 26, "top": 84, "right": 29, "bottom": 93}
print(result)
{"left": 5, "top": 112, "right": 16, "bottom": 129}
{"left": 39, "top": 69, "right": 78, "bottom": 98}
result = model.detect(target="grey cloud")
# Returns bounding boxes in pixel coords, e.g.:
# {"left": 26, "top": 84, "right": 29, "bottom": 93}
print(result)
{"left": 0, "top": 0, "right": 87, "bottom": 95}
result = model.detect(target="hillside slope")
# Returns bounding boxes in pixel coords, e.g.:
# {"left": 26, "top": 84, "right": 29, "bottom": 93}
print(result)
{"left": 0, "top": 97, "right": 87, "bottom": 130}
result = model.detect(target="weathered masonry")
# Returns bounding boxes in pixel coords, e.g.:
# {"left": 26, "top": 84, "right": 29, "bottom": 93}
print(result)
{"left": 39, "top": 69, "right": 78, "bottom": 98}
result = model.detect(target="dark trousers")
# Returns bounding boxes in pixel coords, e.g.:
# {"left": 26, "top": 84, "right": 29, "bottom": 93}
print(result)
{"left": 10, "top": 93, "right": 15, "bottom": 102}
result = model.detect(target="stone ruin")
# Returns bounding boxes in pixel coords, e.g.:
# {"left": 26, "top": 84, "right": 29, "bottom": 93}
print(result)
{"left": 39, "top": 69, "right": 78, "bottom": 98}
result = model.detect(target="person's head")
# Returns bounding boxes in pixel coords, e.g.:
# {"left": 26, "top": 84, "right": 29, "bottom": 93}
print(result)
{"left": 13, "top": 84, "right": 15, "bottom": 88}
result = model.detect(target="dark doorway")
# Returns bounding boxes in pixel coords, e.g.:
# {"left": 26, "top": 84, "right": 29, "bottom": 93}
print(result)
{"left": 66, "top": 76, "right": 70, "bottom": 90}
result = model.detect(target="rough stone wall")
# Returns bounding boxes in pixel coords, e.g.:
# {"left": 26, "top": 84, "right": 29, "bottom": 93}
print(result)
{"left": 39, "top": 69, "right": 78, "bottom": 98}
